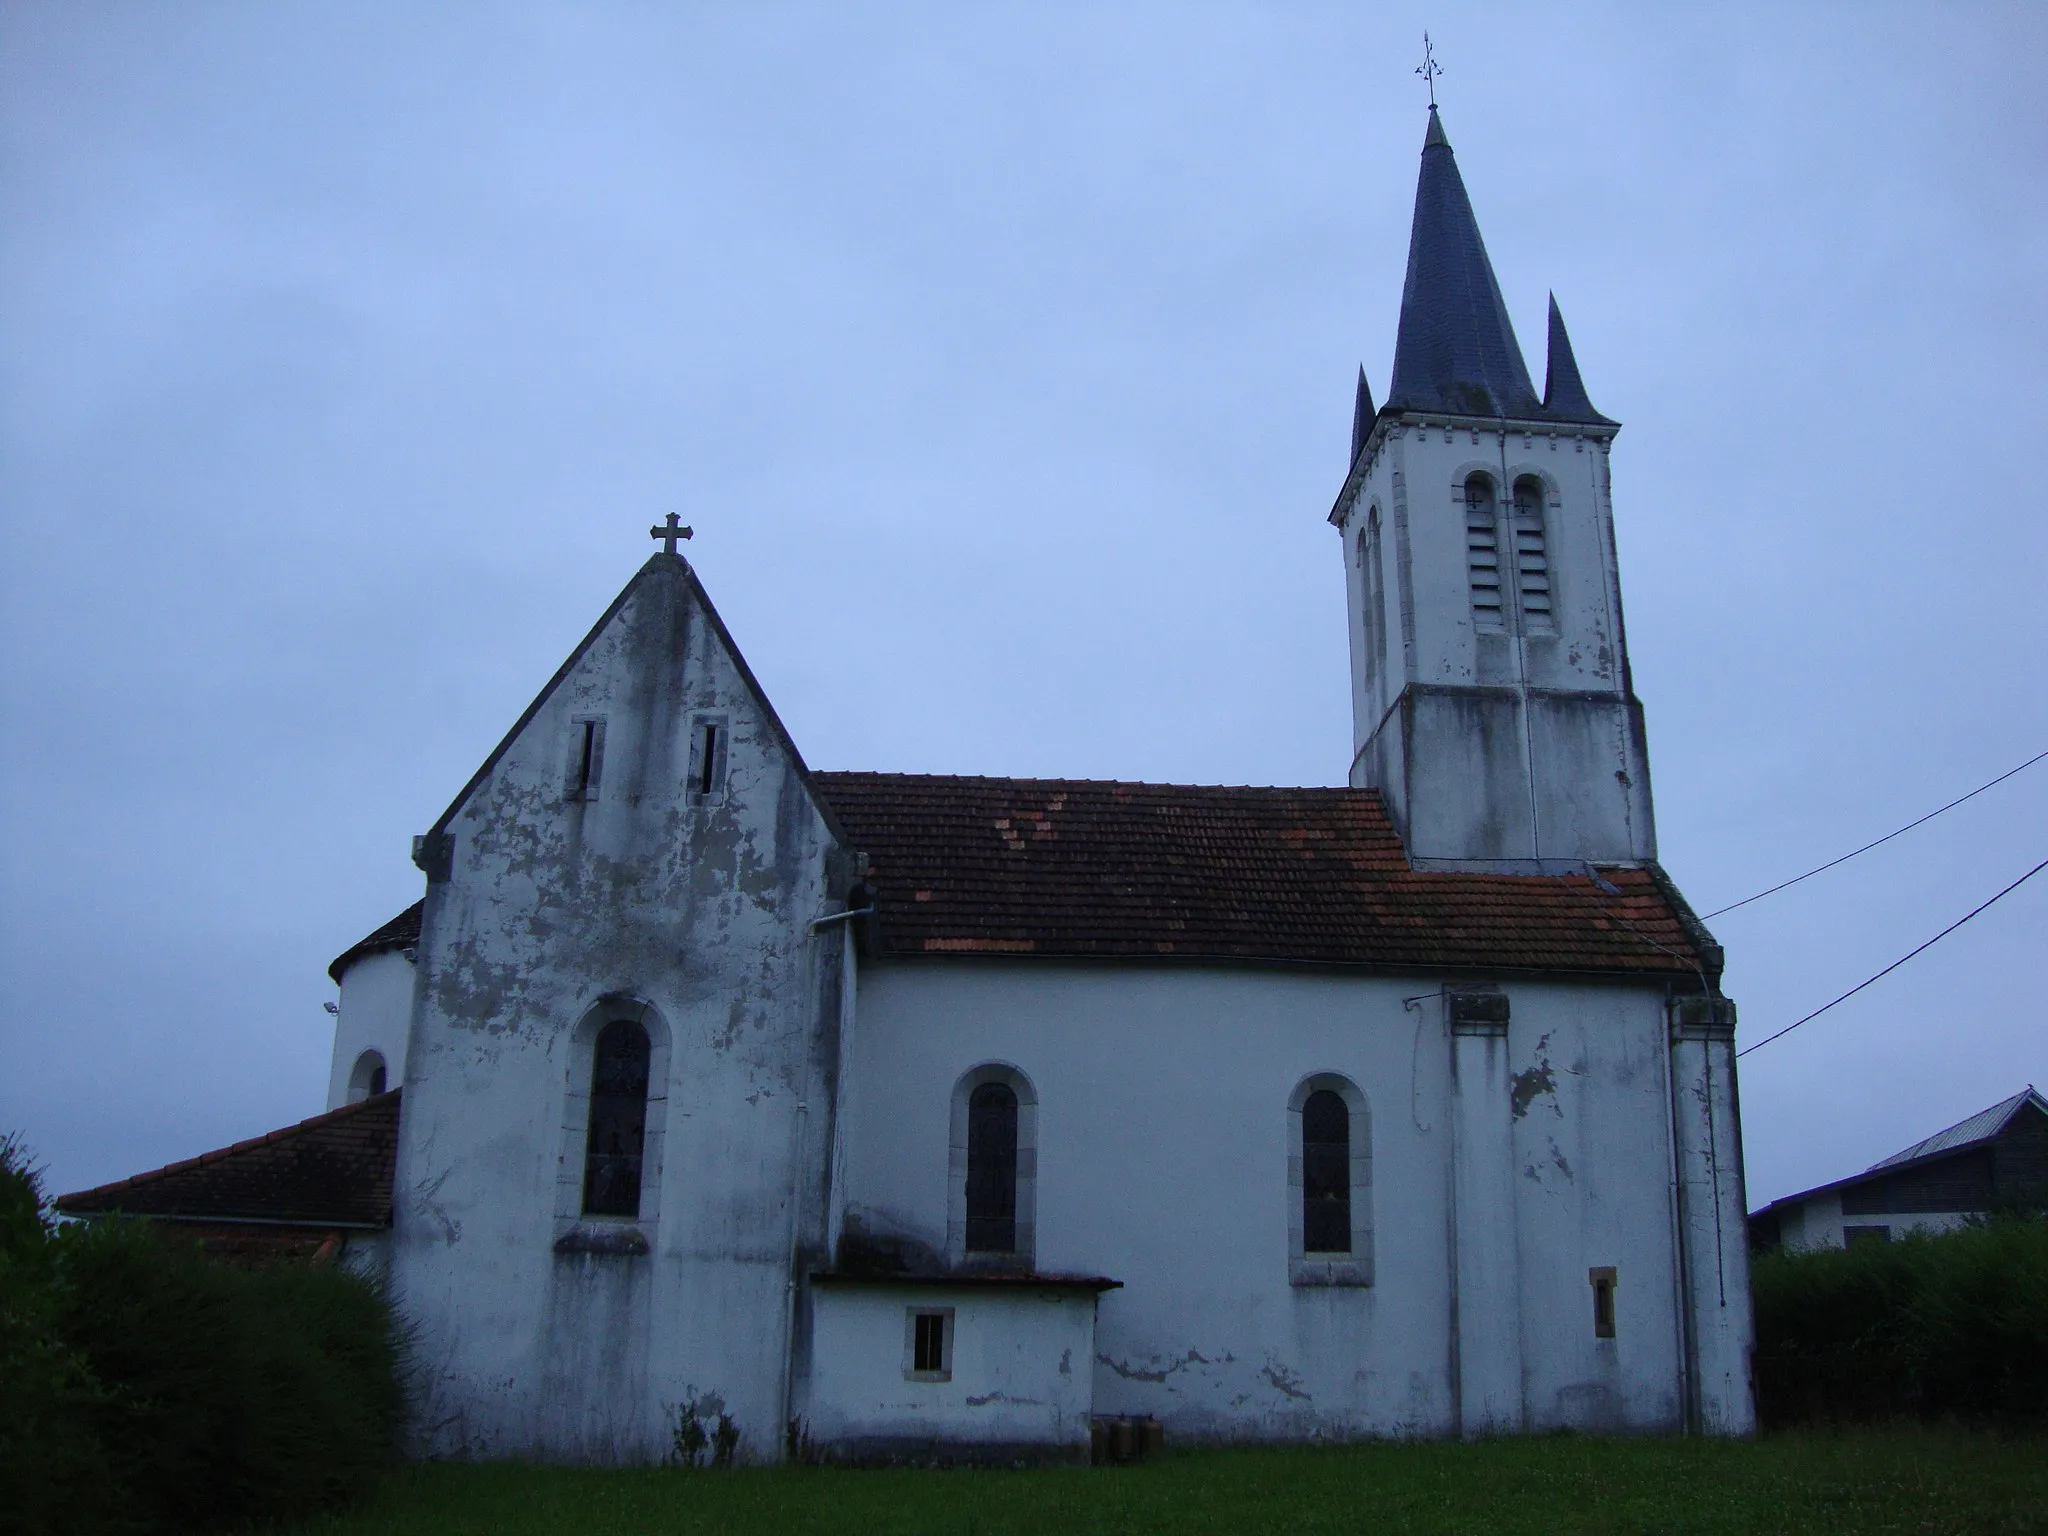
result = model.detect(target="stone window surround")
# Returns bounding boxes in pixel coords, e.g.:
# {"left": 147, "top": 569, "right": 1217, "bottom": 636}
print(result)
{"left": 1288, "top": 1072, "right": 1374, "bottom": 1287}
{"left": 903, "top": 1305, "right": 956, "bottom": 1382}
{"left": 1451, "top": 460, "right": 1566, "bottom": 639}
{"left": 946, "top": 1062, "right": 1037, "bottom": 1270}
{"left": 552, "top": 993, "right": 671, "bottom": 1254}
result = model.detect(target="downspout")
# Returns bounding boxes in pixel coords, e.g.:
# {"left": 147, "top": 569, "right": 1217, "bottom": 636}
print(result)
{"left": 778, "top": 1097, "right": 808, "bottom": 1459}
{"left": 783, "top": 905, "right": 870, "bottom": 1457}
{"left": 1657, "top": 988, "right": 1696, "bottom": 1434}
{"left": 1440, "top": 989, "right": 1462, "bottom": 1439}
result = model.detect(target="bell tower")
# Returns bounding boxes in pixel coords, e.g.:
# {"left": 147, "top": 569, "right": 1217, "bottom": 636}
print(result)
{"left": 1334, "top": 107, "right": 1655, "bottom": 868}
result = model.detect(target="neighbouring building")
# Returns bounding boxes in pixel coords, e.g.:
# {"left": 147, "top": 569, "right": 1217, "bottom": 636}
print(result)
{"left": 60, "top": 106, "right": 1756, "bottom": 1460}
{"left": 1749, "top": 1087, "right": 2048, "bottom": 1252}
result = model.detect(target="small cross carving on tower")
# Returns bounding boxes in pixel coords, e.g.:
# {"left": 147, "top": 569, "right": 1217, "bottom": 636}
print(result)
{"left": 650, "top": 513, "right": 693, "bottom": 555}
{"left": 1415, "top": 32, "right": 1442, "bottom": 109}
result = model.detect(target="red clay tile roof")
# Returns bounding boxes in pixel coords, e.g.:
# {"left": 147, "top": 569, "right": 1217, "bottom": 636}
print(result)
{"left": 814, "top": 773, "right": 1707, "bottom": 977}
{"left": 328, "top": 900, "right": 423, "bottom": 983}
{"left": 56, "top": 1091, "right": 400, "bottom": 1228}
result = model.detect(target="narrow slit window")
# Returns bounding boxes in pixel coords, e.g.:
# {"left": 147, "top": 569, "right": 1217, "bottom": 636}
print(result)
{"left": 1590, "top": 1265, "right": 1617, "bottom": 1339}
{"left": 965, "top": 1081, "right": 1019, "bottom": 1253}
{"left": 1465, "top": 475, "right": 1503, "bottom": 627}
{"left": 1302, "top": 1089, "right": 1351, "bottom": 1254}
{"left": 582, "top": 1020, "right": 651, "bottom": 1217}
{"left": 567, "top": 717, "right": 606, "bottom": 802}
{"left": 688, "top": 715, "right": 728, "bottom": 804}
{"left": 1511, "top": 478, "right": 1552, "bottom": 627}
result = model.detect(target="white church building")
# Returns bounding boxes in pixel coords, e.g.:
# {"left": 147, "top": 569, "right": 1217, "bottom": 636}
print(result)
{"left": 61, "top": 107, "right": 1756, "bottom": 1460}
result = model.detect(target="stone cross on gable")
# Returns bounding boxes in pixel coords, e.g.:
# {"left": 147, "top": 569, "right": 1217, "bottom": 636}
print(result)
{"left": 650, "top": 513, "right": 693, "bottom": 555}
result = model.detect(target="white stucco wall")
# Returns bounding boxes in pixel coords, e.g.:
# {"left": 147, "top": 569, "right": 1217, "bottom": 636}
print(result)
{"left": 326, "top": 949, "right": 415, "bottom": 1110}
{"left": 387, "top": 557, "right": 848, "bottom": 1464}
{"left": 806, "top": 1283, "right": 1097, "bottom": 1459}
{"left": 835, "top": 958, "right": 1741, "bottom": 1441}
{"left": 1776, "top": 1194, "right": 1971, "bottom": 1250}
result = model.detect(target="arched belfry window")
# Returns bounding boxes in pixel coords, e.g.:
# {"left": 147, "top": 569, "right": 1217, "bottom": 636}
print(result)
{"left": 582, "top": 1020, "right": 651, "bottom": 1217}
{"left": 1464, "top": 474, "right": 1503, "bottom": 627}
{"left": 1289, "top": 1074, "right": 1373, "bottom": 1286}
{"left": 1301, "top": 1089, "right": 1350, "bottom": 1253}
{"left": 965, "top": 1082, "right": 1018, "bottom": 1253}
{"left": 347, "top": 1050, "right": 387, "bottom": 1103}
{"left": 1358, "top": 507, "right": 1387, "bottom": 689}
{"left": 1511, "top": 477, "right": 1552, "bottom": 627}
{"left": 949, "top": 1065, "right": 1037, "bottom": 1266}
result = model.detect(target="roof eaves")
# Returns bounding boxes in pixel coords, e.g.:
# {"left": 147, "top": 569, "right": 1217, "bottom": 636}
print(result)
{"left": 53, "top": 1089, "right": 401, "bottom": 1216}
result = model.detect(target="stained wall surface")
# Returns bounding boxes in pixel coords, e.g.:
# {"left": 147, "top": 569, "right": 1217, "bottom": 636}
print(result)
{"left": 805, "top": 1284, "right": 1098, "bottom": 1458}
{"left": 1341, "top": 419, "right": 1655, "bottom": 865}
{"left": 386, "top": 556, "right": 847, "bottom": 1462}
{"left": 834, "top": 957, "right": 1747, "bottom": 1439}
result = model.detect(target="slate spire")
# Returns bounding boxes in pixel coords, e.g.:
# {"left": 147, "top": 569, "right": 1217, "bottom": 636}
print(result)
{"left": 1386, "top": 108, "right": 1542, "bottom": 420}
{"left": 1349, "top": 365, "right": 1375, "bottom": 466}
{"left": 1541, "top": 294, "right": 1615, "bottom": 425}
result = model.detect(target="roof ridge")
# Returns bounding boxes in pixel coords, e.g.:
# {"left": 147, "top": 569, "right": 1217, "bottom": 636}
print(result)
{"left": 1865, "top": 1085, "right": 2046, "bottom": 1171}
{"left": 814, "top": 771, "right": 1365, "bottom": 794}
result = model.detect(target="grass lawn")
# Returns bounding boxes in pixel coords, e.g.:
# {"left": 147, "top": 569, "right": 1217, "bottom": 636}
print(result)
{"left": 294, "top": 1428, "right": 2048, "bottom": 1536}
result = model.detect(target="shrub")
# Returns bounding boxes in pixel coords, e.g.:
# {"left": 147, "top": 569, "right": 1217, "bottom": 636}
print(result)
{"left": 0, "top": 1135, "right": 408, "bottom": 1534}
{"left": 1753, "top": 1218, "right": 2048, "bottom": 1425}
{"left": 0, "top": 1135, "right": 122, "bottom": 1536}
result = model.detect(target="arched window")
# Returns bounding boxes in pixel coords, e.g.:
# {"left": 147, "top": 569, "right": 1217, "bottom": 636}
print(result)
{"left": 949, "top": 1065, "right": 1036, "bottom": 1266}
{"left": 1289, "top": 1074, "right": 1373, "bottom": 1286}
{"left": 965, "top": 1081, "right": 1019, "bottom": 1253}
{"left": 1511, "top": 477, "right": 1552, "bottom": 627}
{"left": 347, "top": 1050, "right": 388, "bottom": 1103}
{"left": 582, "top": 1020, "right": 651, "bottom": 1218}
{"left": 1358, "top": 507, "right": 1387, "bottom": 689}
{"left": 1464, "top": 474, "right": 1503, "bottom": 627}
{"left": 1301, "top": 1089, "right": 1351, "bottom": 1253}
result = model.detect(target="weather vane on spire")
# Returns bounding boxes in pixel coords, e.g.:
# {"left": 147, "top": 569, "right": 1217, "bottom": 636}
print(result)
{"left": 1416, "top": 32, "right": 1442, "bottom": 110}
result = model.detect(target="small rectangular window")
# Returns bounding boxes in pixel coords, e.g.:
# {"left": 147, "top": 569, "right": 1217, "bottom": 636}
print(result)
{"left": 687, "top": 714, "right": 729, "bottom": 804}
{"left": 1590, "top": 1265, "right": 1617, "bottom": 1339}
{"left": 567, "top": 717, "right": 606, "bottom": 802}
{"left": 1844, "top": 1224, "right": 1891, "bottom": 1247}
{"left": 904, "top": 1307, "right": 954, "bottom": 1381}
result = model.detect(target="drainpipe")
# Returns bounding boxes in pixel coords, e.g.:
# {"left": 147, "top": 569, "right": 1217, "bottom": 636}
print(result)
{"left": 1657, "top": 987, "right": 1695, "bottom": 1435}
{"left": 780, "top": 904, "right": 870, "bottom": 1459}
{"left": 779, "top": 1098, "right": 809, "bottom": 1461}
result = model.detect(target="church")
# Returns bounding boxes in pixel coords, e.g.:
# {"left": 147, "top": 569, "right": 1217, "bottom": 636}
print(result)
{"left": 59, "top": 106, "right": 1756, "bottom": 1460}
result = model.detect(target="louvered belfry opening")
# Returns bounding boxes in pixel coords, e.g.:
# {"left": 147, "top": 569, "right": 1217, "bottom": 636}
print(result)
{"left": 582, "top": 1019, "right": 651, "bottom": 1217}
{"left": 1302, "top": 1089, "right": 1352, "bottom": 1254}
{"left": 965, "top": 1080, "right": 1019, "bottom": 1253}
{"left": 1512, "top": 477, "right": 1552, "bottom": 627}
{"left": 1465, "top": 474, "right": 1503, "bottom": 627}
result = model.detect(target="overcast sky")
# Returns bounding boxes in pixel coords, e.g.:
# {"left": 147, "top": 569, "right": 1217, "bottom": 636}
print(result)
{"left": 4, "top": 3, "right": 2044, "bottom": 1210}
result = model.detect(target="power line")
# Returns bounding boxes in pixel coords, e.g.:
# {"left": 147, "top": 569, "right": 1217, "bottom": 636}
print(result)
{"left": 1702, "top": 747, "right": 2048, "bottom": 921}
{"left": 1736, "top": 855, "right": 2048, "bottom": 1058}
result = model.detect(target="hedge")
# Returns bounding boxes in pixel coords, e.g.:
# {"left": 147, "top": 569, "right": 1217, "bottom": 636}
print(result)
{"left": 0, "top": 1135, "right": 408, "bottom": 1535}
{"left": 1752, "top": 1217, "right": 2048, "bottom": 1426}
